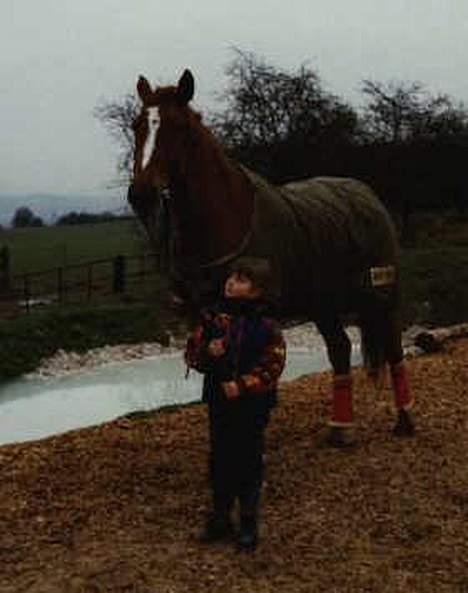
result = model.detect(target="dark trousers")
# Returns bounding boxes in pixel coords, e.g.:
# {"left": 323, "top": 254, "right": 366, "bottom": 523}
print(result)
{"left": 208, "top": 395, "right": 271, "bottom": 518}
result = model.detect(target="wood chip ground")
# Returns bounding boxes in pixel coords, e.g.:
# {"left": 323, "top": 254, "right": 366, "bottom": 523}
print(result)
{"left": 1, "top": 339, "right": 468, "bottom": 592}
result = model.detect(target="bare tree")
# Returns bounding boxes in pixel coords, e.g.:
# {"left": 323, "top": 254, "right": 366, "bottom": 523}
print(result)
{"left": 360, "top": 79, "right": 468, "bottom": 143}
{"left": 94, "top": 93, "right": 139, "bottom": 184}
{"left": 11, "top": 207, "right": 44, "bottom": 228}
{"left": 209, "top": 49, "right": 358, "bottom": 182}
{"left": 212, "top": 49, "right": 357, "bottom": 151}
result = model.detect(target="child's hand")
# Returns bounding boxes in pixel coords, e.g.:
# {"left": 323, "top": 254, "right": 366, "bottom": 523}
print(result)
{"left": 207, "top": 338, "right": 226, "bottom": 357}
{"left": 222, "top": 381, "right": 240, "bottom": 399}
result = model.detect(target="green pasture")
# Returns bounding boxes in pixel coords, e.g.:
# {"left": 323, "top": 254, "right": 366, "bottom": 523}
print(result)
{"left": 0, "top": 219, "right": 146, "bottom": 276}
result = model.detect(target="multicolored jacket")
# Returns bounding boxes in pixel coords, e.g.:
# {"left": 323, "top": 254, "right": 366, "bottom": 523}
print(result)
{"left": 185, "top": 299, "right": 286, "bottom": 405}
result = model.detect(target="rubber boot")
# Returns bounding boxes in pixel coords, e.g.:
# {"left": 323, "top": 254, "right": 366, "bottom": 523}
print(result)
{"left": 237, "top": 514, "right": 258, "bottom": 552}
{"left": 199, "top": 510, "right": 234, "bottom": 543}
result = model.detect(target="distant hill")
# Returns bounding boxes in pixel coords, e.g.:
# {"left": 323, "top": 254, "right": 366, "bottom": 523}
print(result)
{"left": 0, "top": 192, "right": 130, "bottom": 227}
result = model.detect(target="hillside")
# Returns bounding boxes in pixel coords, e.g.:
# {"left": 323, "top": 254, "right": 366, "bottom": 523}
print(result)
{"left": 0, "top": 191, "right": 126, "bottom": 227}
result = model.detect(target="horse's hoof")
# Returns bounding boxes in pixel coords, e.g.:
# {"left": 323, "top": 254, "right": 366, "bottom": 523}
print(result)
{"left": 393, "top": 409, "right": 415, "bottom": 437}
{"left": 316, "top": 426, "right": 356, "bottom": 449}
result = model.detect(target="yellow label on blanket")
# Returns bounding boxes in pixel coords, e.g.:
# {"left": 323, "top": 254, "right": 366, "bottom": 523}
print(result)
{"left": 370, "top": 265, "right": 396, "bottom": 287}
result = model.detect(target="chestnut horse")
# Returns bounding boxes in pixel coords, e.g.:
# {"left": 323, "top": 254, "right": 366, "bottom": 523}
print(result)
{"left": 128, "top": 69, "right": 414, "bottom": 445}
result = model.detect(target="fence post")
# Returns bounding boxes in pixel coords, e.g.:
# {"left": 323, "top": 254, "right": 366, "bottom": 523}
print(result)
{"left": 23, "top": 274, "right": 30, "bottom": 313}
{"left": 0, "top": 246, "right": 10, "bottom": 291}
{"left": 87, "top": 264, "right": 93, "bottom": 300}
{"left": 57, "top": 267, "right": 64, "bottom": 303}
{"left": 113, "top": 255, "right": 126, "bottom": 294}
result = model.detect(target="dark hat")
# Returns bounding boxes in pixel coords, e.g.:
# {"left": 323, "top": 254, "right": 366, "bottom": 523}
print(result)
{"left": 227, "top": 256, "right": 278, "bottom": 298}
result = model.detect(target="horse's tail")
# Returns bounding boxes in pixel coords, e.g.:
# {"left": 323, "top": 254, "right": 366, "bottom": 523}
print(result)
{"left": 359, "top": 309, "right": 387, "bottom": 386}
{"left": 358, "top": 280, "right": 401, "bottom": 386}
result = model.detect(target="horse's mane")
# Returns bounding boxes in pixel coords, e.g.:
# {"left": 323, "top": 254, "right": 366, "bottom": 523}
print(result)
{"left": 174, "top": 102, "right": 235, "bottom": 180}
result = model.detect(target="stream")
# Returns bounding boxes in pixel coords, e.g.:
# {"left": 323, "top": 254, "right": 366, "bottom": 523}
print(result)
{"left": 0, "top": 344, "right": 362, "bottom": 446}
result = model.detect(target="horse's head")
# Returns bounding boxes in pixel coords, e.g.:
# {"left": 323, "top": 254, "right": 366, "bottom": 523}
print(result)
{"left": 129, "top": 69, "right": 254, "bottom": 308}
{"left": 128, "top": 69, "right": 197, "bottom": 255}
{"left": 132, "top": 69, "right": 195, "bottom": 191}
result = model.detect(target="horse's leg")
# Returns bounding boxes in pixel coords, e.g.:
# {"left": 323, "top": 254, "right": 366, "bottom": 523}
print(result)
{"left": 384, "top": 313, "right": 415, "bottom": 436}
{"left": 315, "top": 315, "right": 355, "bottom": 447}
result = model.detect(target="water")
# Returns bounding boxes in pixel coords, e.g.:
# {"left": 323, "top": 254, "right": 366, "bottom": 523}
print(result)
{"left": 0, "top": 346, "right": 361, "bottom": 446}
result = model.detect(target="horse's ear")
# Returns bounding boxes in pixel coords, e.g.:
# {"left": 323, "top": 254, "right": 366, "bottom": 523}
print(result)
{"left": 137, "top": 76, "right": 152, "bottom": 103}
{"left": 177, "top": 69, "right": 195, "bottom": 104}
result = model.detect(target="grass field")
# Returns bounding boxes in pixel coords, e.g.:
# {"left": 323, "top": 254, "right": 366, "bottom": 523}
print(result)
{"left": 0, "top": 218, "right": 146, "bottom": 276}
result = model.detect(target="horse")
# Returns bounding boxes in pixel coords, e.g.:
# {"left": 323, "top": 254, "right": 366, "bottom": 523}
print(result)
{"left": 128, "top": 69, "right": 415, "bottom": 446}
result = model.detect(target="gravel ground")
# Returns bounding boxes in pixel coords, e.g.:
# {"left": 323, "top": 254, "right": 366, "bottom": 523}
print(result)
{"left": 1, "top": 338, "right": 468, "bottom": 593}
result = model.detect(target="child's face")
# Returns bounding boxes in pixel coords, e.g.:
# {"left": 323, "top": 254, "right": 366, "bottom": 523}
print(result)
{"left": 224, "top": 272, "right": 260, "bottom": 299}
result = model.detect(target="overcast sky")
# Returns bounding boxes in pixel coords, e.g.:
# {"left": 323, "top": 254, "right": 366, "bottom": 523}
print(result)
{"left": 1, "top": 0, "right": 467, "bottom": 197}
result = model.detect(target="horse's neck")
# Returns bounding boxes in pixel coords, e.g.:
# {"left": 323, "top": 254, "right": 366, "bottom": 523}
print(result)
{"left": 171, "top": 138, "right": 254, "bottom": 262}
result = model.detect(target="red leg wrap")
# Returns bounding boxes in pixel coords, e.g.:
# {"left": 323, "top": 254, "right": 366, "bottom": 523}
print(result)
{"left": 330, "top": 375, "right": 353, "bottom": 426}
{"left": 390, "top": 362, "right": 412, "bottom": 410}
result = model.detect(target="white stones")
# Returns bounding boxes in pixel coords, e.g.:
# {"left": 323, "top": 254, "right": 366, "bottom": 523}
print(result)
{"left": 25, "top": 342, "right": 181, "bottom": 380}
{"left": 25, "top": 322, "right": 451, "bottom": 381}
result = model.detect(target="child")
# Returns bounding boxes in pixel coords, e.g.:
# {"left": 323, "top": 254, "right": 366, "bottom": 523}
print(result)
{"left": 185, "top": 257, "right": 286, "bottom": 551}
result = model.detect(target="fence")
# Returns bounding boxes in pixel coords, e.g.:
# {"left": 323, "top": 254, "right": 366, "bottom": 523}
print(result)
{"left": 0, "top": 252, "right": 163, "bottom": 315}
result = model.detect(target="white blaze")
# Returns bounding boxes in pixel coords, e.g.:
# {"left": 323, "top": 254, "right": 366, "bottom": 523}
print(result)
{"left": 142, "top": 107, "right": 160, "bottom": 169}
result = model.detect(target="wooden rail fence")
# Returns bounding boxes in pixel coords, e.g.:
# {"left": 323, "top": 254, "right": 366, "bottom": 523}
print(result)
{"left": 0, "top": 252, "right": 162, "bottom": 314}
